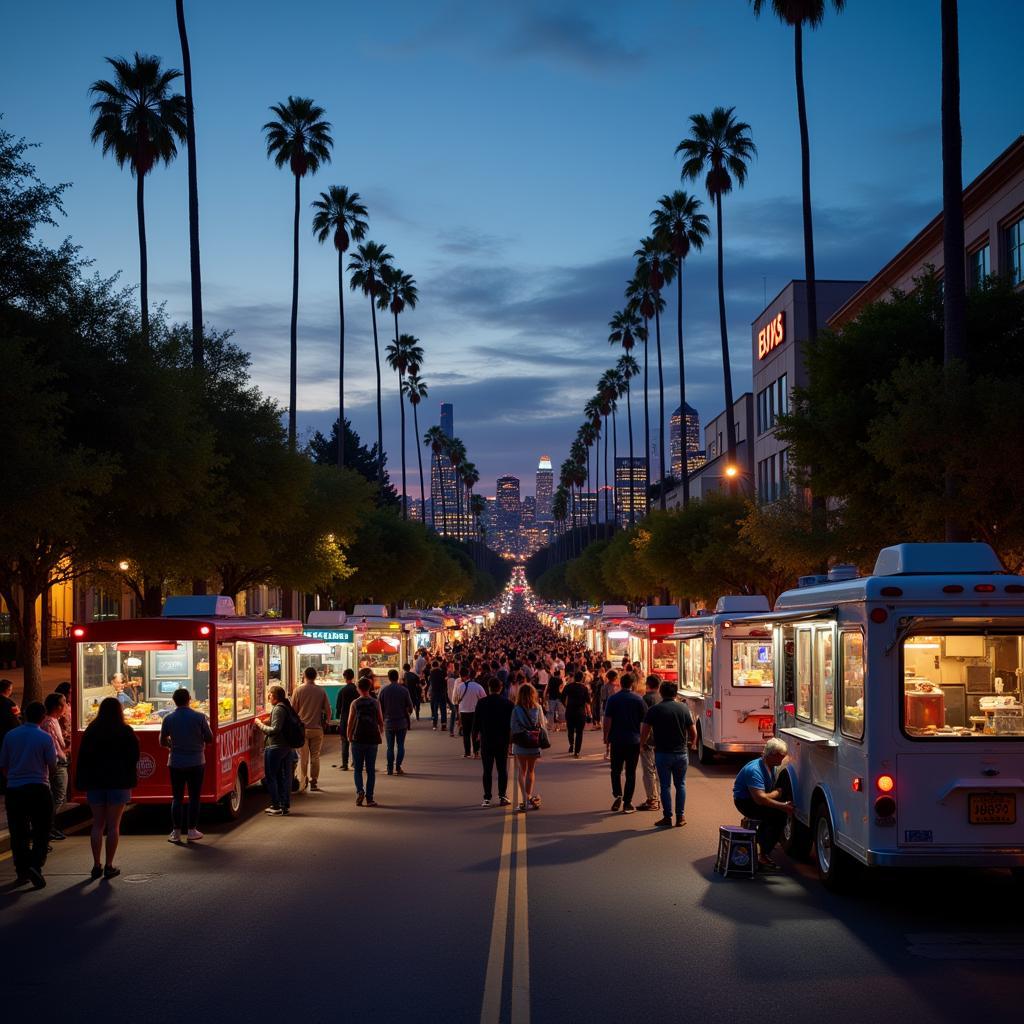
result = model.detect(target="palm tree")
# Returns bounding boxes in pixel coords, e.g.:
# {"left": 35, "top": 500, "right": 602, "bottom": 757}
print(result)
{"left": 751, "top": 1, "right": 844, "bottom": 344}
{"left": 624, "top": 283, "right": 657, "bottom": 513}
{"left": 652, "top": 191, "right": 710, "bottom": 507}
{"left": 578, "top": 420, "right": 598, "bottom": 533}
{"left": 616, "top": 354, "right": 641, "bottom": 525}
{"left": 312, "top": 185, "right": 368, "bottom": 469}
{"left": 447, "top": 437, "right": 467, "bottom": 538}
{"left": 584, "top": 397, "right": 603, "bottom": 535}
{"left": 462, "top": 462, "right": 480, "bottom": 548}
{"left": 599, "top": 369, "right": 623, "bottom": 529}
{"left": 470, "top": 493, "right": 488, "bottom": 561}
{"left": 378, "top": 264, "right": 418, "bottom": 484}
{"left": 174, "top": 2, "right": 203, "bottom": 369}
{"left": 89, "top": 53, "right": 187, "bottom": 341}
{"left": 553, "top": 486, "right": 569, "bottom": 562}
{"left": 263, "top": 96, "right": 333, "bottom": 449}
{"left": 348, "top": 241, "right": 394, "bottom": 481}
{"left": 403, "top": 372, "right": 429, "bottom": 522}
{"left": 677, "top": 107, "right": 756, "bottom": 479}
{"left": 634, "top": 238, "right": 676, "bottom": 509}
{"left": 385, "top": 333, "right": 424, "bottom": 518}
{"left": 423, "top": 425, "right": 447, "bottom": 531}
{"left": 610, "top": 307, "right": 642, "bottom": 520}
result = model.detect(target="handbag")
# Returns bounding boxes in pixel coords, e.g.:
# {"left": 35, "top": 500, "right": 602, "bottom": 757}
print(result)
{"left": 538, "top": 726, "right": 551, "bottom": 750}
{"left": 512, "top": 707, "right": 542, "bottom": 749}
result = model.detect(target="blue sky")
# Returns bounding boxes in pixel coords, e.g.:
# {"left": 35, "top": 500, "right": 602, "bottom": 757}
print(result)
{"left": 3, "top": 0, "right": 1022, "bottom": 495}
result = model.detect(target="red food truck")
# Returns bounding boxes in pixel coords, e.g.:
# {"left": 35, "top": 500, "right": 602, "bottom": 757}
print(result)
{"left": 70, "top": 596, "right": 309, "bottom": 818}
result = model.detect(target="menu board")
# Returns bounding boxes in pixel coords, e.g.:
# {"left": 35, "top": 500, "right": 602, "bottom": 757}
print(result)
{"left": 154, "top": 648, "right": 190, "bottom": 678}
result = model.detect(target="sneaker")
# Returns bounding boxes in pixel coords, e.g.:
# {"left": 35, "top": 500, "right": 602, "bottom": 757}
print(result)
{"left": 611, "top": 797, "right": 622, "bottom": 812}
{"left": 499, "top": 796, "right": 512, "bottom": 806}
{"left": 90, "top": 865, "right": 103, "bottom": 880}
{"left": 356, "top": 792, "right": 365, "bottom": 806}
{"left": 300, "top": 779, "right": 309, "bottom": 791}
{"left": 622, "top": 804, "right": 636, "bottom": 814}
{"left": 675, "top": 816, "right": 687, "bottom": 827}
{"left": 481, "top": 799, "right": 492, "bottom": 807}
{"left": 50, "top": 828, "right": 66, "bottom": 840}
{"left": 265, "top": 807, "right": 284, "bottom": 816}
{"left": 654, "top": 816, "right": 673, "bottom": 828}
{"left": 463, "top": 753, "right": 472, "bottom": 758}
{"left": 187, "top": 828, "right": 204, "bottom": 841}
{"left": 342, "top": 764, "right": 350, "bottom": 771}
{"left": 168, "top": 830, "right": 182, "bottom": 844}
{"left": 102, "top": 866, "right": 120, "bottom": 879}
{"left": 282, "top": 808, "right": 291, "bottom": 816}
{"left": 396, "top": 766, "right": 405, "bottom": 776}
{"left": 387, "top": 769, "right": 393, "bottom": 775}
{"left": 310, "top": 782, "right": 320, "bottom": 791}
{"left": 27, "top": 867, "right": 46, "bottom": 889}
{"left": 365, "top": 799, "right": 379, "bottom": 807}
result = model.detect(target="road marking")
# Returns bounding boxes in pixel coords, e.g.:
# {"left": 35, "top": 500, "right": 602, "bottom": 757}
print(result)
{"left": 906, "top": 933, "right": 1024, "bottom": 960}
{"left": 480, "top": 796, "right": 514, "bottom": 1024}
{"left": 511, "top": 801, "right": 530, "bottom": 1024}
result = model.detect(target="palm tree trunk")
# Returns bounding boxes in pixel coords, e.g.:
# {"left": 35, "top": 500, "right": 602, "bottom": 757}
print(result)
{"left": 413, "top": 402, "right": 425, "bottom": 521}
{"left": 370, "top": 297, "right": 383, "bottom": 482}
{"left": 586, "top": 447, "right": 592, "bottom": 537}
{"left": 655, "top": 305, "right": 666, "bottom": 510}
{"left": 603, "top": 415, "right": 610, "bottom": 537}
{"left": 288, "top": 172, "right": 301, "bottom": 450}
{"left": 794, "top": 22, "right": 818, "bottom": 346}
{"left": 676, "top": 258, "right": 690, "bottom": 508}
{"left": 337, "top": 252, "right": 346, "bottom": 468}
{"left": 626, "top": 382, "right": 635, "bottom": 526}
{"left": 716, "top": 194, "right": 738, "bottom": 479}
{"left": 611, "top": 407, "right": 619, "bottom": 530}
{"left": 136, "top": 171, "right": 148, "bottom": 342}
{"left": 398, "top": 372, "right": 408, "bottom": 518}
{"left": 176, "top": 0, "right": 203, "bottom": 370}
{"left": 643, "top": 319, "right": 650, "bottom": 515}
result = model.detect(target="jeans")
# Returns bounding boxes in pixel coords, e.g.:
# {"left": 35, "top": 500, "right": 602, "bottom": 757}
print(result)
{"left": 5, "top": 784, "right": 52, "bottom": 876}
{"left": 264, "top": 746, "right": 292, "bottom": 810}
{"left": 351, "top": 742, "right": 378, "bottom": 798}
{"left": 449, "top": 703, "right": 458, "bottom": 736}
{"left": 299, "top": 727, "right": 324, "bottom": 786}
{"left": 640, "top": 745, "right": 658, "bottom": 803}
{"left": 609, "top": 742, "right": 640, "bottom": 805}
{"left": 340, "top": 735, "right": 351, "bottom": 769}
{"left": 461, "top": 712, "right": 479, "bottom": 755}
{"left": 170, "top": 764, "right": 206, "bottom": 830}
{"left": 50, "top": 760, "right": 69, "bottom": 827}
{"left": 430, "top": 695, "right": 448, "bottom": 727}
{"left": 655, "top": 752, "right": 688, "bottom": 819}
{"left": 735, "top": 797, "right": 788, "bottom": 856}
{"left": 385, "top": 727, "right": 407, "bottom": 771}
{"left": 566, "top": 715, "right": 585, "bottom": 755}
{"left": 481, "top": 742, "right": 508, "bottom": 801}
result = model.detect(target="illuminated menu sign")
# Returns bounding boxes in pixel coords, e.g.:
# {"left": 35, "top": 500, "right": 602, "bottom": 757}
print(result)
{"left": 303, "top": 628, "right": 354, "bottom": 644}
{"left": 757, "top": 311, "right": 785, "bottom": 360}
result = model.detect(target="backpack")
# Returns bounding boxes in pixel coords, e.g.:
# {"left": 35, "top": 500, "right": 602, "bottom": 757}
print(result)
{"left": 281, "top": 702, "right": 306, "bottom": 749}
{"left": 352, "top": 698, "right": 381, "bottom": 744}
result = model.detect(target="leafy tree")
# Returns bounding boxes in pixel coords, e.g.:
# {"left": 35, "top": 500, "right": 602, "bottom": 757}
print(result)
{"left": 566, "top": 540, "right": 615, "bottom": 603}
{"left": 308, "top": 417, "right": 398, "bottom": 508}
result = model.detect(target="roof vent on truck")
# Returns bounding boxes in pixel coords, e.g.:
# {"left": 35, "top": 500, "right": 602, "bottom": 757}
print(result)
{"left": 714, "top": 595, "right": 770, "bottom": 614}
{"left": 827, "top": 564, "right": 859, "bottom": 582}
{"left": 872, "top": 543, "right": 1004, "bottom": 577}
{"left": 798, "top": 575, "right": 829, "bottom": 588}
{"left": 162, "top": 595, "right": 236, "bottom": 618}
{"left": 639, "top": 604, "right": 680, "bottom": 619}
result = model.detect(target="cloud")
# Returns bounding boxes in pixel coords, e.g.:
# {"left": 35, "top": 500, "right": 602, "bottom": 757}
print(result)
{"left": 503, "top": 10, "right": 647, "bottom": 72}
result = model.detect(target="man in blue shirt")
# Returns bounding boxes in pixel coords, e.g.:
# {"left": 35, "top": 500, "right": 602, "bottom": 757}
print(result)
{"left": 602, "top": 673, "right": 646, "bottom": 813}
{"left": 733, "top": 738, "right": 794, "bottom": 870}
{"left": 0, "top": 701, "right": 57, "bottom": 889}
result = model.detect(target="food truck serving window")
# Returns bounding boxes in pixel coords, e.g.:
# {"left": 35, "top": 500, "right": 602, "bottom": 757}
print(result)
{"left": 902, "top": 632, "right": 1024, "bottom": 739}
{"left": 840, "top": 631, "right": 865, "bottom": 740}
{"left": 732, "top": 640, "right": 773, "bottom": 687}
{"left": 680, "top": 637, "right": 703, "bottom": 692}
{"left": 78, "top": 640, "right": 210, "bottom": 730}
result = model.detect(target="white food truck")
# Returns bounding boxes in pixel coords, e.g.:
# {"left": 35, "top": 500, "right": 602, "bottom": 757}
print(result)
{"left": 672, "top": 596, "right": 775, "bottom": 764}
{"left": 769, "top": 543, "right": 1024, "bottom": 887}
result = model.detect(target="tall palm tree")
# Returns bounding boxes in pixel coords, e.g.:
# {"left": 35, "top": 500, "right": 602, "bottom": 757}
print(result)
{"left": 751, "top": 0, "right": 844, "bottom": 344}
{"left": 677, "top": 107, "right": 756, "bottom": 479}
{"left": 403, "top": 372, "right": 429, "bottom": 522}
{"left": 463, "top": 462, "right": 480, "bottom": 548}
{"left": 379, "top": 264, "right": 418, "bottom": 484}
{"left": 423, "top": 425, "right": 447, "bottom": 531}
{"left": 89, "top": 53, "right": 186, "bottom": 341}
{"left": 263, "top": 96, "right": 333, "bottom": 449}
{"left": 633, "top": 238, "right": 676, "bottom": 509}
{"left": 470, "top": 493, "right": 488, "bottom": 561}
{"left": 348, "top": 241, "right": 394, "bottom": 481}
{"left": 584, "top": 397, "right": 603, "bottom": 535}
{"left": 578, "top": 420, "right": 598, "bottom": 533}
{"left": 609, "top": 307, "right": 642, "bottom": 521}
{"left": 447, "top": 437, "right": 467, "bottom": 538}
{"left": 312, "top": 185, "right": 368, "bottom": 469}
{"left": 553, "top": 486, "right": 569, "bottom": 562}
{"left": 600, "top": 369, "right": 625, "bottom": 530}
{"left": 385, "top": 333, "right": 424, "bottom": 518}
{"left": 174, "top": 2, "right": 203, "bottom": 369}
{"left": 652, "top": 191, "right": 710, "bottom": 507}
{"left": 616, "top": 354, "right": 641, "bottom": 525}
{"left": 624, "top": 283, "right": 656, "bottom": 513}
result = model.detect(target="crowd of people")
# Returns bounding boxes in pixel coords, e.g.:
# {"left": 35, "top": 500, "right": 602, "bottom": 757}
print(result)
{"left": 0, "top": 609, "right": 795, "bottom": 890}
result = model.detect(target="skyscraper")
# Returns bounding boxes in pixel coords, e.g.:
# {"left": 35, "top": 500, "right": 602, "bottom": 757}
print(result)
{"left": 670, "top": 404, "right": 702, "bottom": 479}
{"left": 430, "top": 402, "right": 471, "bottom": 539}
{"left": 496, "top": 475, "right": 521, "bottom": 556}
{"left": 440, "top": 402, "right": 453, "bottom": 439}
{"left": 614, "top": 457, "right": 647, "bottom": 527}
{"left": 535, "top": 455, "right": 553, "bottom": 524}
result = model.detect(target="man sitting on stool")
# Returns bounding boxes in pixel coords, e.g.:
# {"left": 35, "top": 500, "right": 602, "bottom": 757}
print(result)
{"left": 733, "top": 738, "right": 794, "bottom": 871}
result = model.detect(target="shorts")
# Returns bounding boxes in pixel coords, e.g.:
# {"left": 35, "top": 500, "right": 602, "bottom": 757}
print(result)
{"left": 86, "top": 788, "right": 132, "bottom": 805}
{"left": 549, "top": 700, "right": 565, "bottom": 723}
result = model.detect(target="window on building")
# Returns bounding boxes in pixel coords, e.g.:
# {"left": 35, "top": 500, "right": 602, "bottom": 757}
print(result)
{"left": 776, "top": 374, "right": 788, "bottom": 419}
{"left": 757, "top": 376, "right": 789, "bottom": 436}
{"left": 969, "top": 243, "right": 990, "bottom": 290}
{"left": 1007, "top": 217, "right": 1024, "bottom": 287}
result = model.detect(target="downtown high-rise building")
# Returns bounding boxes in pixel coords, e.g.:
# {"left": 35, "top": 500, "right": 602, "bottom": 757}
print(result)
{"left": 614, "top": 457, "right": 647, "bottom": 527}
{"left": 535, "top": 455, "right": 553, "bottom": 525}
{"left": 495, "top": 475, "right": 522, "bottom": 556}
{"left": 429, "top": 402, "right": 472, "bottom": 539}
{"left": 670, "top": 404, "right": 705, "bottom": 479}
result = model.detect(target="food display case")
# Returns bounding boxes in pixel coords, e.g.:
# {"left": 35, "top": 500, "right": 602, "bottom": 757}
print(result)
{"left": 627, "top": 607, "right": 680, "bottom": 681}
{"left": 301, "top": 611, "right": 356, "bottom": 724}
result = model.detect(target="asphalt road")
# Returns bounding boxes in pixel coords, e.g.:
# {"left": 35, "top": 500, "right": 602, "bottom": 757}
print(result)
{"left": 3, "top": 721, "right": 1021, "bottom": 1024}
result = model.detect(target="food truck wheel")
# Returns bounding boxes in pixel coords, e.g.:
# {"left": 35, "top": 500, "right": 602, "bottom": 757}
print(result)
{"left": 695, "top": 726, "right": 715, "bottom": 765}
{"left": 812, "top": 803, "right": 853, "bottom": 889}
{"left": 221, "top": 766, "right": 247, "bottom": 821}
{"left": 781, "top": 815, "right": 812, "bottom": 861}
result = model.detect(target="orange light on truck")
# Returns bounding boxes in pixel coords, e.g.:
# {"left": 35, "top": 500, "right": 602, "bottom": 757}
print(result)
{"left": 877, "top": 774, "right": 895, "bottom": 793}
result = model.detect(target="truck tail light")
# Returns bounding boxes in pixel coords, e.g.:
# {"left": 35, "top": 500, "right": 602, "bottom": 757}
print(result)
{"left": 875, "top": 795, "right": 896, "bottom": 817}
{"left": 877, "top": 774, "right": 895, "bottom": 793}
{"left": 943, "top": 584, "right": 964, "bottom": 594}
{"left": 852, "top": 777, "right": 863, "bottom": 792}
{"left": 975, "top": 584, "right": 996, "bottom": 593}
{"left": 870, "top": 608, "right": 888, "bottom": 623}
{"left": 72, "top": 627, "right": 86, "bottom": 638}
{"left": 199, "top": 626, "right": 211, "bottom": 636}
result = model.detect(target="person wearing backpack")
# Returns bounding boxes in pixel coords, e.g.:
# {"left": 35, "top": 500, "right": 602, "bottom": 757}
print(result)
{"left": 345, "top": 675, "right": 384, "bottom": 806}
{"left": 253, "top": 685, "right": 298, "bottom": 816}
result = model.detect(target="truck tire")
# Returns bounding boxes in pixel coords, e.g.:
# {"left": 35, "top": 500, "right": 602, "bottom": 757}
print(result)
{"left": 781, "top": 815, "right": 812, "bottom": 861}
{"left": 812, "top": 802, "right": 855, "bottom": 889}
{"left": 696, "top": 725, "right": 715, "bottom": 765}
{"left": 221, "top": 765, "right": 247, "bottom": 821}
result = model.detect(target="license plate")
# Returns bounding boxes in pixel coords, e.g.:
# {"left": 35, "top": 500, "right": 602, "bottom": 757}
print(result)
{"left": 968, "top": 792, "right": 1016, "bottom": 825}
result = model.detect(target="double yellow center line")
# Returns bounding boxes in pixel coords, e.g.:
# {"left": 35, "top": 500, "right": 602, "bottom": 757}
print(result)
{"left": 480, "top": 775, "right": 530, "bottom": 1024}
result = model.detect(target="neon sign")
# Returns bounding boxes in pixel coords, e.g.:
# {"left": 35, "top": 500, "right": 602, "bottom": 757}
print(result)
{"left": 757, "top": 311, "right": 785, "bottom": 360}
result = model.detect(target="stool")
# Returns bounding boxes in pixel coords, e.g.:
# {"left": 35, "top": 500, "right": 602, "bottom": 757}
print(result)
{"left": 715, "top": 825, "right": 757, "bottom": 878}
{"left": 740, "top": 816, "right": 761, "bottom": 833}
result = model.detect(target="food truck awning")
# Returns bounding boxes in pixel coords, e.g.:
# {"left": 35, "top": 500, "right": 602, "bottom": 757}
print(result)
{"left": 365, "top": 636, "right": 401, "bottom": 654}
{"left": 228, "top": 633, "right": 313, "bottom": 647}
{"left": 669, "top": 607, "right": 838, "bottom": 640}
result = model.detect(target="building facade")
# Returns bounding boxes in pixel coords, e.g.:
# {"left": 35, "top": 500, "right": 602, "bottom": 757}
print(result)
{"left": 495, "top": 475, "right": 522, "bottom": 556}
{"left": 429, "top": 402, "right": 473, "bottom": 539}
{"left": 535, "top": 455, "right": 553, "bottom": 525}
{"left": 670, "top": 404, "right": 703, "bottom": 480}
{"left": 614, "top": 457, "right": 647, "bottom": 527}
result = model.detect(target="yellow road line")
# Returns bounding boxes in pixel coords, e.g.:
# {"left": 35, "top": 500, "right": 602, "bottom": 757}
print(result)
{"left": 510, "top": 800, "right": 530, "bottom": 1024}
{"left": 480, "top": 792, "right": 515, "bottom": 1024}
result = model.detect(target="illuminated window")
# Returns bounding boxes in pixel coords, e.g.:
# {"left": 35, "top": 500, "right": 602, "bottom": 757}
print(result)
{"left": 813, "top": 629, "right": 835, "bottom": 731}
{"left": 840, "top": 631, "right": 864, "bottom": 740}
{"left": 796, "top": 629, "right": 812, "bottom": 720}
{"left": 1007, "top": 218, "right": 1024, "bottom": 286}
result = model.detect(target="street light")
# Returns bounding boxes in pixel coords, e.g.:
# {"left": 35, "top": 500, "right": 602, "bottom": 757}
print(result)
{"left": 118, "top": 560, "right": 130, "bottom": 571}
{"left": 724, "top": 465, "right": 739, "bottom": 479}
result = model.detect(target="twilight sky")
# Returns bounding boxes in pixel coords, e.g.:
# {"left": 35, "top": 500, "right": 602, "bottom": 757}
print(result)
{"left": 3, "top": 1, "right": 1022, "bottom": 497}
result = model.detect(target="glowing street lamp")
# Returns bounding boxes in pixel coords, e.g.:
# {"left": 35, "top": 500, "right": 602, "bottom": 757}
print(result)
{"left": 724, "top": 465, "right": 739, "bottom": 479}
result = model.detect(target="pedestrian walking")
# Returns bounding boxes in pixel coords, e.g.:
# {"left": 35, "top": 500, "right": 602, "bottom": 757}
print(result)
{"left": 562, "top": 670, "right": 590, "bottom": 758}
{"left": 472, "top": 677, "right": 514, "bottom": 806}
{"left": 446, "top": 662, "right": 460, "bottom": 737}
{"left": 346, "top": 676, "right": 384, "bottom": 806}
{"left": 602, "top": 673, "right": 645, "bottom": 813}
{"left": 0, "top": 701, "right": 56, "bottom": 889}
{"left": 546, "top": 669, "right": 566, "bottom": 732}
{"left": 403, "top": 662, "right": 423, "bottom": 721}
{"left": 160, "top": 687, "right": 214, "bottom": 842}
{"left": 252, "top": 685, "right": 293, "bottom": 815}
{"left": 511, "top": 682, "right": 545, "bottom": 811}
{"left": 55, "top": 681, "right": 72, "bottom": 752}
{"left": 637, "top": 675, "right": 662, "bottom": 812}
{"left": 641, "top": 681, "right": 696, "bottom": 828}
{"left": 379, "top": 668, "right": 414, "bottom": 775}
{"left": 75, "top": 697, "right": 140, "bottom": 880}
{"left": 42, "top": 692, "right": 69, "bottom": 840}
{"left": 0, "top": 678, "right": 20, "bottom": 750}
{"left": 335, "top": 668, "right": 359, "bottom": 770}
{"left": 427, "top": 659, "right": 448, "bottom": 729}
{"left": 455, "top": 667, "right": 486, "bottom": 758}
{"left": 292, "top": 666, "right": 332, "bottom": 791}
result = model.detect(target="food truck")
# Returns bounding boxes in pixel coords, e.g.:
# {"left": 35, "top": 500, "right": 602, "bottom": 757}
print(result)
{"left": 399, "top": 609, "right": 448, "bottom": 657}
{"left": 672, "top": 596, "right": 775, "bottom": 764}
{"left": 768, "top": 544, "right": 1024, "bottom": 887}
{"left": 627, "top": 606, "right": 680, "bottom": 682}
{"left": 589, "top": 604, "right": 633, "bottom": 661}
{"left": 351, "top": 605, "right": 415, "bottom": 678}
{"left": 300, "top": 611, "right": 356, "bottom": 726}
{"left": 70, "top": 596, "right": 309, "bottom": 818}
